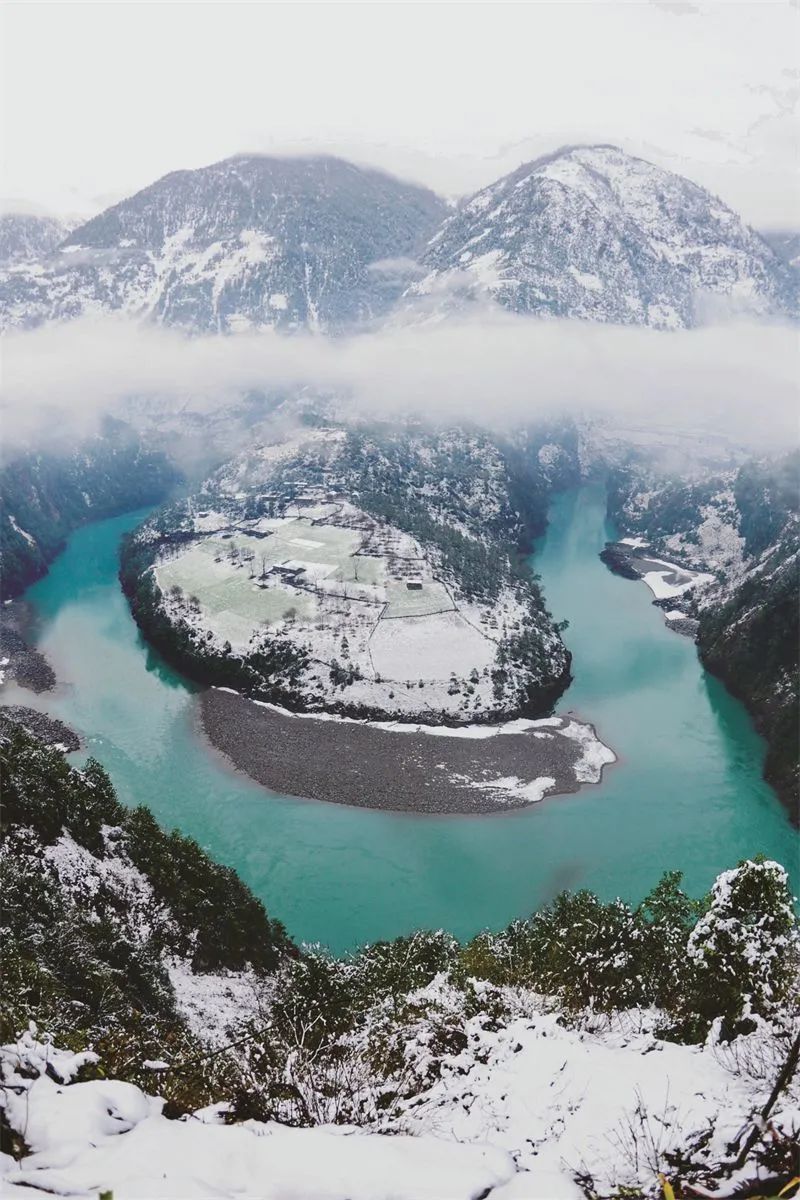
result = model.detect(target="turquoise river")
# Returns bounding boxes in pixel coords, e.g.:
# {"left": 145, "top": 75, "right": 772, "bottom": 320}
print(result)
{"left": 8, "top": 486, "right": 797, "bottom": 951}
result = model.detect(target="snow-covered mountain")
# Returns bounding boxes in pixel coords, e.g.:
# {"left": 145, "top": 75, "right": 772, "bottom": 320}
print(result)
{"left": 2, "top": 146, "right": 796, "bottom": 334}
{"left": 762, "top": 228, "right": 800, "bottom": 269}
{"left": 407, "top": 145, "right": 797, "bottom": 328}
{"left": 0, "top": 156, "right": 446, "bottom": 332}
{"left": 0, "top": 213, "right": 67, "bottom": 266}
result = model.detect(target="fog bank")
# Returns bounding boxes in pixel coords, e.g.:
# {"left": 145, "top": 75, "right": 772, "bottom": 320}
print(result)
{"left": 2, "top": 313, "right": 797, "bottom": 457}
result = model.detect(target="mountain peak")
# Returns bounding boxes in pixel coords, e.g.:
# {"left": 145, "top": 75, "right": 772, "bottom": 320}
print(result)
{"left": 411, "top": 145, "right": 796, "bottom": 328}
{"left": 2, "top": 156, "right": 447, "bottom": 333}
{"left": 1, "top": 147, "right": 796, "bottom": 334}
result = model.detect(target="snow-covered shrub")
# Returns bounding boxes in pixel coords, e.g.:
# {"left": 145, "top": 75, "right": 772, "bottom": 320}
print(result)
{"left": 636, "top": 869, "right": 701, "bottom": 1010}
{"left": 473, "top": 890, "right": 649, "bottom": 1011}
{"left": 456, "top": 868, "right": 789, "bottom": 1038}
{"left": 683, "top": 858, "right": 798, "bottom": 1038}
{"left": 356, "top": 974, "right": 471, "bottom": 1116}
{"left": 229, "top": 944, "right": 469, "bottom": 1127}
{"left": 353, "top": 931, "right": 460, "bottom": 1012}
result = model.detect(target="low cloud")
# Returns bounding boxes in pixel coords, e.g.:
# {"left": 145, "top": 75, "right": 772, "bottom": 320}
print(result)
{"left": 366, "top": 256, "right": 424, "bottom": 278}
{"left": 2, "top": 312, "right": 797, "bottom": 461}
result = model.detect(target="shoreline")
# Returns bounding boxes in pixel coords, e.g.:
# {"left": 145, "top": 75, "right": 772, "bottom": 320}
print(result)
{"left": 0, "top": 705, "right": 81, "bottom": 753}
{"left": 200, "top": 687, "right": 616, "bottom": 815}
{"left": 600, "top": 541, "right": 708, "bottom": 637}
{"left": 0, "top": 600, "right": 56, "bottom": 694}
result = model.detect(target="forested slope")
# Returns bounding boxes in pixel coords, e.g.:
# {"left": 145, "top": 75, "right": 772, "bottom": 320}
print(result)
{"left": 1, "top": 422, "right": 179, "bottom": 598}
{"left": 606, "top": 451, "right": 799, "bottom": 817}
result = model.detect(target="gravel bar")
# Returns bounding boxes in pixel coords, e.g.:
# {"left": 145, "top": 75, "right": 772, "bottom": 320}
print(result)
{"left": 0, "top": 603, "right": 56, "bottom": 693}
{"left": 200, "top": 688, "right": 614, "bottom": 814}
{"left": 0, "top": 705, "right": 80, "bottom": 752}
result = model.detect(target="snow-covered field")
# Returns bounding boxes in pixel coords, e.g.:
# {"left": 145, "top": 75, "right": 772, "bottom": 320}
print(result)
{"left": 369, "top": 609, "right": 495, "bottom": 680}
{"left": 151, "top": 495, "right": 546, "bottom": 721}
{"left": 639, "top": 559, "right": 715, "bottom": 601}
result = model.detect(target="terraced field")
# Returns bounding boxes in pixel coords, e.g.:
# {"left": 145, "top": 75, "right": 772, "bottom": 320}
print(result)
{"left": 152, "top": 500, "right": 530, "bottom": 718}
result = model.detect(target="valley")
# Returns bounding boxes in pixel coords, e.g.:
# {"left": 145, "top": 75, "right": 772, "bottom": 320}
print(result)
{"left": 605, "top": 453, "right": 800, "bottom": 815}
{"left": 0, "top": 428, "right": 179, "bottom": 598}
{"left": 2, "top": 486, "right": 794, "bottom": 954}
{"left": 1, "top": 82, "right": 798, "bottom": 1194}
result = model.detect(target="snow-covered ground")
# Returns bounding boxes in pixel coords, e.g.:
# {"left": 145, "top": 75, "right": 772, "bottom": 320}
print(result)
{"left": 398, "top": 980, "right": 791, "bottom": 1198}
{"left": 167, "top": 959, "right": 268, "bottom": 1047}
{"left": 149, "top": 480, "right": 562, "bottom": 722}
{"left": 0, "top": 1031, "right": 513, "bottom": 1200}
{"left": 3, "top": 995, "right": 796, "bottom": 1200}
{"left": 639, "top": 561, "right": 715, "bottom": 601}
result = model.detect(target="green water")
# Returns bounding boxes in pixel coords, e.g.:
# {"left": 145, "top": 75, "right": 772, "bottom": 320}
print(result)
{"left": 11, "top": 486, "right": 797, "bottom": 951}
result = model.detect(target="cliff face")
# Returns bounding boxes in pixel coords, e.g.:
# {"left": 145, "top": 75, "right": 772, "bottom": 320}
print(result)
{"left": 606, "top": 452, "right": 799, "bottom": 818}
{"left": 696, "top": 457, "right": 799, "bottom": 816}
{"left": 0, "top": 427, "right": 180, "bottom": 598}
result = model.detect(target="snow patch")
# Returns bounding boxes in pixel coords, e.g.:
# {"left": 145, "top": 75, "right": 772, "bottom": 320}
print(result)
{"left": 641, "top": 567, "right": 714, "bottom": 600}
{"left": 569, "top": 266, "right": 602, "bottom": 291}
{"left": 1, "top": 1030, "right": 513, "bottom": 1200}
{"left": 477, "top": 774, "right": 557, "bottom": 804}
{"left": 8, "top": 515, "right": 36, "bottom": 546}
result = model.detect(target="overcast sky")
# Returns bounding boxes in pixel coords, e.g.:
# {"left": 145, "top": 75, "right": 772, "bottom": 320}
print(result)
{"left": 2, "top": 1, "right": 798, "bottom": 227}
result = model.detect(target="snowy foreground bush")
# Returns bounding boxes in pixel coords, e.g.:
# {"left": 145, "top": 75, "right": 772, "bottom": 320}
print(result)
{"left": 2, "top": 996, "right": 799, "bottom": 1198}
{"left": 2, "top": 729, "right": 799, "bottom": 1197}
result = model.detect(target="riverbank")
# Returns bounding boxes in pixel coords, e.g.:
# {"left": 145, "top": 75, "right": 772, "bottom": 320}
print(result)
{"left": 0, "top": 602, "right": 56, "bottom": 692}
{"left": 0, "top": 705, "right": 80, "bottom": 752}
{"left": 200, "top": 687, "right": 616, "bottom": 814}
{"left": 600, "top": 541, "right": 714, "bottom": 602}
{"left": 11, "top": 491, "right": 795, "bottom": 952}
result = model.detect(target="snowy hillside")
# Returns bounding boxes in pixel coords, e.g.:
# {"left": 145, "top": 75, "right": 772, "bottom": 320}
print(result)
{"left": 407, "top": 145, "right": 797, "bottom": 328}
{"left": 605, "top": 452, "right": 800, "bottom": 812}
{"left": 3, "top": 147, "right": 796, "bottom": 335}
{"left": 3, "top": 728, "right": 799, "bottom": 1199}
{"left": 120, "top": 424, "right": 573, "bottom": 724}
{"left": 0, "top": 727, "right": 294, "bottom": 1075}
{"left": 762, "top": 229, "right": 800, "bottom": 269}
{"left": 0, "top": 155, "right": 445, "bottom": 332}
{"left": 0, "top": 429, "right": 179, "bottom": 598}
{"left": 5, "top": 1001, "right": 800, "bottom": 1200}
{"left": 0, "top": 213, "right": 67, "bottom": 267}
